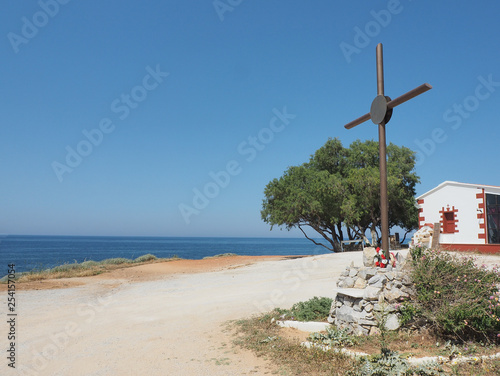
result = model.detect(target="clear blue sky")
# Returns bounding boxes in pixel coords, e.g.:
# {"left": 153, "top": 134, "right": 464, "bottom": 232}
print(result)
{"left": 1, "top": 0, "right": 499, "bottom": 237}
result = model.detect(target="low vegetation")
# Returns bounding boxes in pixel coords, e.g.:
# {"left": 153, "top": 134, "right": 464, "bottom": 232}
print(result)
{"left": 3, "top": 252, "right": 246, "bottom": 283}
{"left": 1, "top": 254, "right": 179, "bottom": 282}
{"left": 407, "top": 246, "right": 500, "bottom": 343}
{"left": 232, "top": 310, "right": 354, "bottom": 376}
{"left": 275, "top": 296, "right": 333, "bottom": 322}
{"left": 203, "top": 253, "right": 238, "bottom": 259}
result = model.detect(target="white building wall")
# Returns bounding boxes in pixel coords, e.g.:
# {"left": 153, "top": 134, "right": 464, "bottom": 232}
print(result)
{"left": 484, "top": 186, "right": 500, "bottom": 196}
{"left": 419, "top": 183, "right": 483, "bottom": 245}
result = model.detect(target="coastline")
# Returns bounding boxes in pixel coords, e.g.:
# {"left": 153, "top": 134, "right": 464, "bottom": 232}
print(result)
{"left": 0, "top": 254, "right": 302, "bottom": 292}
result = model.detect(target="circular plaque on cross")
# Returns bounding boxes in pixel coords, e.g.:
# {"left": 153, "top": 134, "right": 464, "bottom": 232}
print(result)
{"left": 370, "top": 95, "right": 388, "bottom": 124}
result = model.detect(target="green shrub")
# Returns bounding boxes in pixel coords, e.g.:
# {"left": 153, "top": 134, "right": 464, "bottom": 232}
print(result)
{"left": 80, "top": 260, "right": 99, "bottom": 268}
{"left": 397, "top": 302, "right": 422, "bottom": 327}
{"left": 410, "top": 248, "right": 500, "bottom": 342}
{"left": 309, "top": 326, "right": 357, "bottom": 347}
{"left": 350, "top": 350, "right": 446, "bottom": 375}
{"left": 203, "top": 253, "right": 238, "bottom": 259}
{"left": 409, "top": 244, "right": 427, "bottom": 261}
{"left": 100, "top": 257, "right": 132, "bottom": 265}
{"left": 280, "top": 296, "right": 333, "bottom": 322}
{"left": 50, "top": 262, "right": 83, "bottom": 272}
{"left": 134, "top": 254, "right": 157, "bottom": 263}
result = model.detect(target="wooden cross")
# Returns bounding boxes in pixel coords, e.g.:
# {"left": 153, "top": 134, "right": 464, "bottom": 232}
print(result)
{"left": 344, "top": 43, "right": 432, "bottom": 258}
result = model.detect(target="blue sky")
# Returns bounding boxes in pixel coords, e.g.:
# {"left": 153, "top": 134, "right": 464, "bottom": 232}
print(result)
{"left": 1, "top": 0, "right": 499, "bottom": 238}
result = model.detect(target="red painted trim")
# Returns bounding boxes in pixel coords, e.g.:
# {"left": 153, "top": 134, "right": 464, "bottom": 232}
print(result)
{"left": 477, "top": 188, "right": 486, "bottom": 244}
{"left": 418, "top": 218, "right": 425, "bottom": 228}
{"left": 439, "top": 206, "right": 459, "bottom": 234}
{"left": 440, "top": 243, "right": 500, "bottom": 254}
{"left": 418, "top": 199, "right": 425, "bottom": 229}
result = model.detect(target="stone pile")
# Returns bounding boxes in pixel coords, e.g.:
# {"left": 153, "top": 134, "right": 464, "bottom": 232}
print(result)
{"left": 328, "top": 248, "right": 415, "bottom": 335}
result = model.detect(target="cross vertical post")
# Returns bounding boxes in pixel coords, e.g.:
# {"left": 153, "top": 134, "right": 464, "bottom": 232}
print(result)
{"left": 376, "top": 43, "right": 390, "bottom": 256}
{"left": 343, "top": 43, "right": 432, "bottom": 259}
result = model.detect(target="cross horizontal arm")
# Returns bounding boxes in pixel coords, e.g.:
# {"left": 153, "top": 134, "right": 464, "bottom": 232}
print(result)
{"left": 344, "top": 112, "right": 371, "bottom": 129}
{"left": 387, "top": 83, "right": 432, "bottom": 109}
{"left": 343, "top": 83, "right": 432, "bottom": 129}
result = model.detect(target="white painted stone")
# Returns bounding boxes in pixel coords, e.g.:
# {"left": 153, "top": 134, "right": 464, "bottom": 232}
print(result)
{"left": 276, "top": 320, "right": 331, "bottom": 333}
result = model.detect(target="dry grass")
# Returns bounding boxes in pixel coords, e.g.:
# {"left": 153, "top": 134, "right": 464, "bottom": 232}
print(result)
{"left": 231, "top": 311, "right": 356, "bottom": 376}
{"left": 2, "top": 254, "right": 180, "bottom": 283}
{"left": 232, "top": 311, "right": 500, "bottom": 375}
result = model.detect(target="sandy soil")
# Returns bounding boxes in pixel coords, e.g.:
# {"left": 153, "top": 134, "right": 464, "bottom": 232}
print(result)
{"left": 0, "top": 256, "right": 290, "bottom": 292}
{"left": 1, "top": 251, "right": 499, "bottom": 376}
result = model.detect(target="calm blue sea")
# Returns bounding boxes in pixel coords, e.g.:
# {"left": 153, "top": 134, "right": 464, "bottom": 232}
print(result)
{"left": 0, "top": 235, "right": 331, "bottom": 274}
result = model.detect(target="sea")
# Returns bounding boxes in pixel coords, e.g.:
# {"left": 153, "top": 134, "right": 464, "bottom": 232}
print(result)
{"left": 0, "top": 235, "right": 332, "bottom": 275}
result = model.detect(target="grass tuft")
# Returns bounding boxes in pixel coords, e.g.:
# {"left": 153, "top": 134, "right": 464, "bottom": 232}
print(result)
{"left": 203, "top": 253, "right": 238, "bottom": 259}
{"left": 134, "top": 254, "right": 157, "bottom": 263}
{"left": 99, "top": 257, "right": 133, "bottom": 265}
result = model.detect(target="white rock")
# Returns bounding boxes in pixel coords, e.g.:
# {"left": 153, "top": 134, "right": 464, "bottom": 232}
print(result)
{"left": 363, "top": 286, "right": 382, "bottom": 300}
{"left": 363, "top": 247, "right": 377, "bottom": 267}
{"left": 384, "top": 313, "right": 400, "bottom": 331}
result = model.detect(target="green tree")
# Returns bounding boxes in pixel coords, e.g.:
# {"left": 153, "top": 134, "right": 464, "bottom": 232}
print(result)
{"left": 261, "top": 138, "right": 419, "bottom": 251}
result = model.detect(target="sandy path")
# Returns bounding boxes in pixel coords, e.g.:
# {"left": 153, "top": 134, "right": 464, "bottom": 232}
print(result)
{"left": 1, "top": 250, "right": 499, "bottom": 375}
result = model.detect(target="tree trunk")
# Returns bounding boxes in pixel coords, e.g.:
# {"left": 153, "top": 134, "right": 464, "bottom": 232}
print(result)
{"left": 370, "top": 225, "right": 378, "bottom": 247}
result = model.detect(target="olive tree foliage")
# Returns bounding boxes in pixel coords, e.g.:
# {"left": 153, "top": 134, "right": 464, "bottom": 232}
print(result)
{"left": 261, "top": 138, "right": 420, "bottom": 252}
